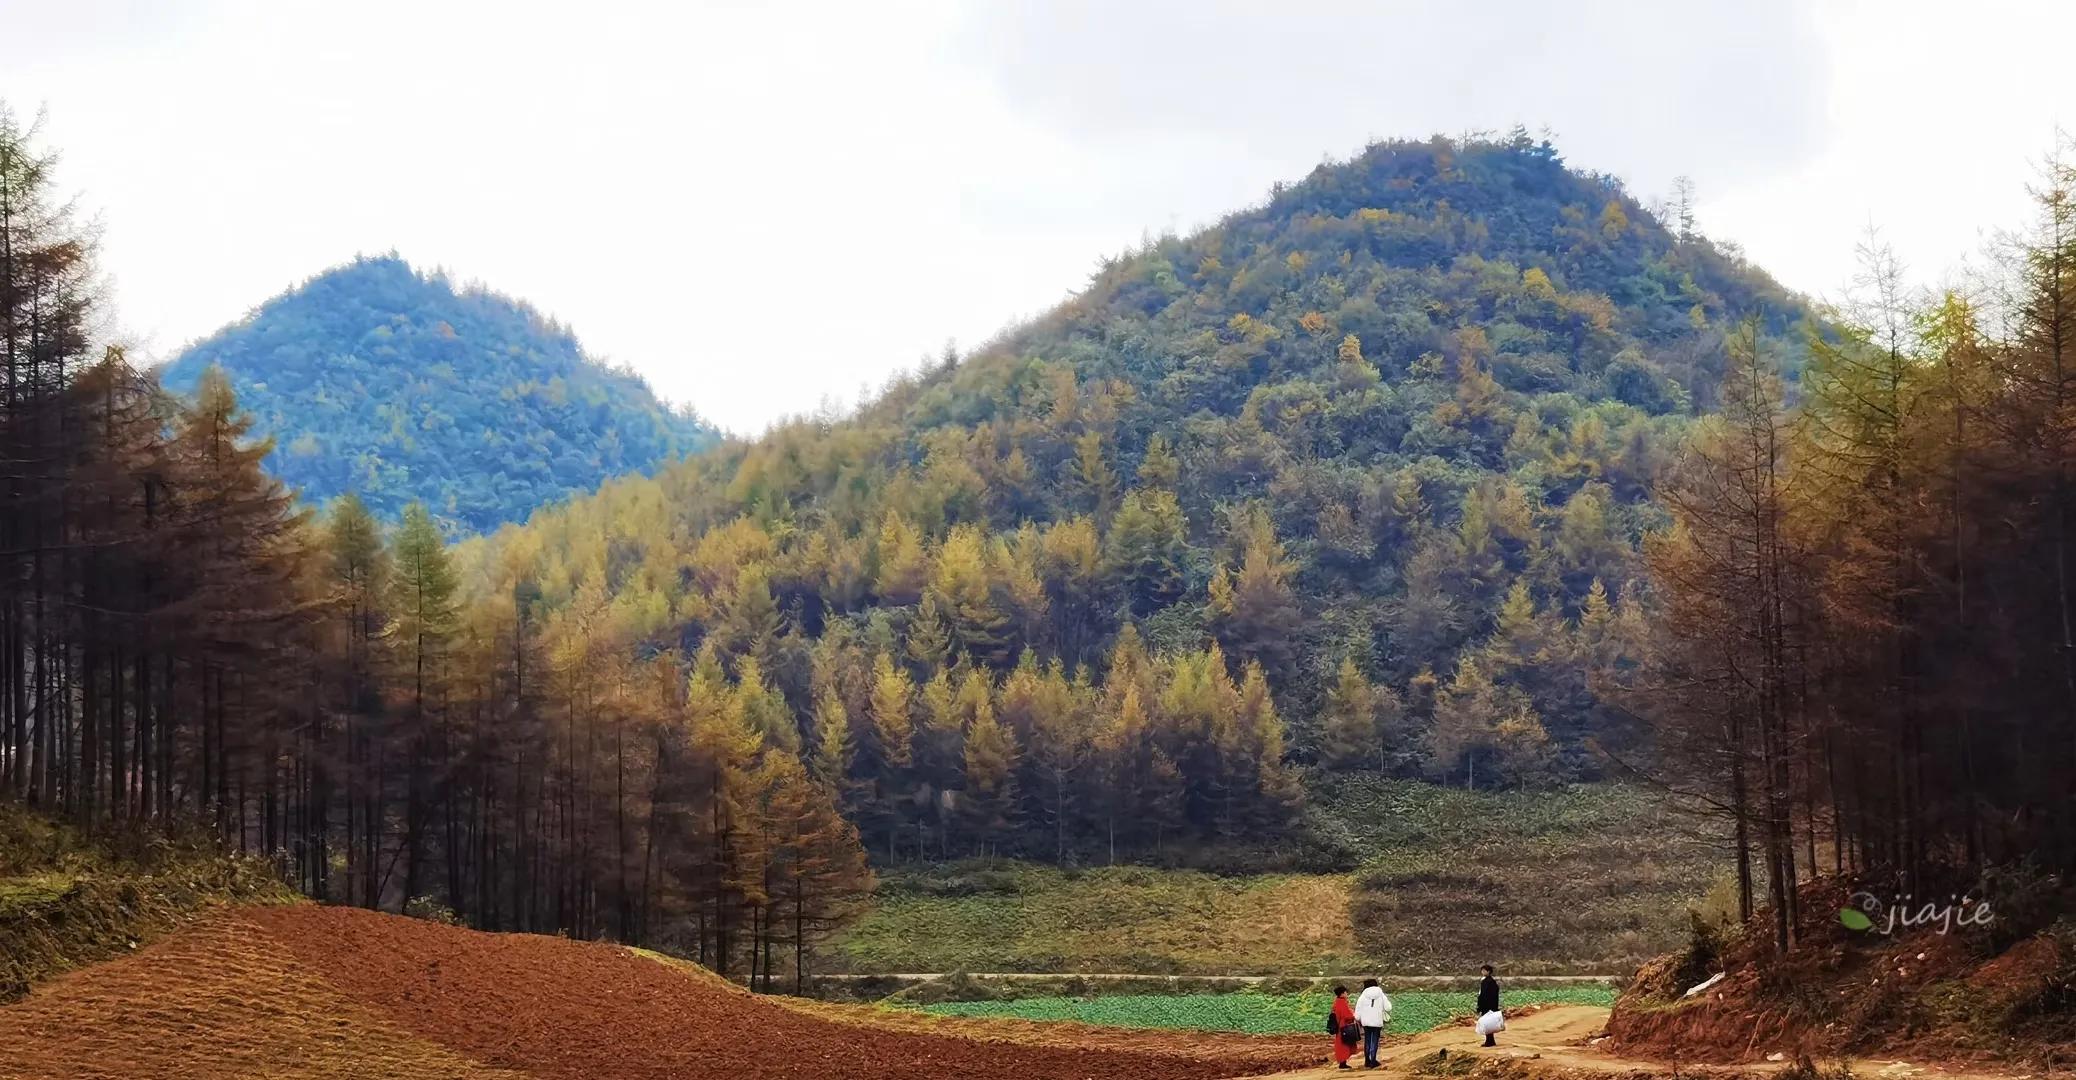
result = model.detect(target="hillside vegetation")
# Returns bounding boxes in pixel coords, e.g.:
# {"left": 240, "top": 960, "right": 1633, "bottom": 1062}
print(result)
{"left": 476, "top": 132, "right": 1809, "bottom": 720}
{"left": 836, "top": 863, "right": 1350, "bottom": 976}
{"left": 833, "top": 779, "right": 1719, "bottom": 976}
{"left": 1609, "top": 878, "right": 2076, "bottom": 1068}
{"left": 0, "top": 807, "right": 289, "bottom": 1002}
{"left": 440, "top": 132, "right": 1809, "bottom": 870}
{"left": 1332, "top": 777, "right": 1720, "bottom": 974}
{"left": 160, "top": 255, "right": 712, "bottom": 532}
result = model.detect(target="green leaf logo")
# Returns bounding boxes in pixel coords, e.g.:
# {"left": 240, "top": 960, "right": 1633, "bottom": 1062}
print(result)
{"left": 1839, "top": 908, "right": 1874, "bottom": 932}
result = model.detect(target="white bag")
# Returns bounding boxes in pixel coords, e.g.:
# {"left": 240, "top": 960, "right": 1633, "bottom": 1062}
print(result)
{"left": 1476, "top": 1010, "right": 1505, "bottom": 1036}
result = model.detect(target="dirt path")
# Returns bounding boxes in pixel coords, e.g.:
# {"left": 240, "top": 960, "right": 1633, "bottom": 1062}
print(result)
{"left": 1248, "top": 1006, "right": 2045, "bottom": 1080}
{"left": 820, "top": 973, "right": 1621, "bottom": 985}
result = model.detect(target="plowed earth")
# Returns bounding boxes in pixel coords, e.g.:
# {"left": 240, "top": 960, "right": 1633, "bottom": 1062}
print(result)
{"left": 0, "top": 904, "right": 1320, "bottom": 1079}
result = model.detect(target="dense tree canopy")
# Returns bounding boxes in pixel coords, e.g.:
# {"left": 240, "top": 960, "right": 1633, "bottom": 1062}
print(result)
{"left": 160, "top": 255, "right": 714, "bottom": 533}
{"left": 440, "top": 133, "right": 1815, "bottom": 864}
{"left": 1639, "top": 163, "right": 2076, "bottom": 949}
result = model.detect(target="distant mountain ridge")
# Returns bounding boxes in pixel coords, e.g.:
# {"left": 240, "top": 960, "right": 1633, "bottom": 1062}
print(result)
{"left": 159, "top": 255, "right": 713, "bottom": 533}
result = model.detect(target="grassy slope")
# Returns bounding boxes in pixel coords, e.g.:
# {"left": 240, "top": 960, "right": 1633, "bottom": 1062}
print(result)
{"left": 832, "top": 779, "right": 1722, "bottom": 976}
{"left": 1326, "top": 775, "right": 1723, "bottom": 974}
{"left": 0, "top": 806, "right": 293, "bottom": 1001}
{"left": 835, "top": 865, "right": 1352, "bottom": 975}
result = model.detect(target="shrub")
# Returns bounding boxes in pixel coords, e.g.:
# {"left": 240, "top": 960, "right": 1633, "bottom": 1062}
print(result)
{"left": 0, "top": 806, "right": 292, "bottom": 1002}
{"left": 404, "top": 895, "right": 460, "bottom": 926}
{"left": 1974, "top": 861, "right": 2071, "bottom": 950}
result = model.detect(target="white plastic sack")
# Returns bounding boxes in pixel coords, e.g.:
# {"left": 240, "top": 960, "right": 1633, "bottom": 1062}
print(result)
{"left": 1476, "top": 1010, "right": 1506, "bottom": 1036}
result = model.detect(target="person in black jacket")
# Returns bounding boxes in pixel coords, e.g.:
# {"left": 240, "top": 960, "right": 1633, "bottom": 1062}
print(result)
{"left": 1476, "top": 964, "right": 1501, "bottom": 1047}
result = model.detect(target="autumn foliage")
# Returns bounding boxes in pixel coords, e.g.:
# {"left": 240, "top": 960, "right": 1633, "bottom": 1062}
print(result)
{"left": 1638, "top": 152, "right": 2076, "bottom": 953}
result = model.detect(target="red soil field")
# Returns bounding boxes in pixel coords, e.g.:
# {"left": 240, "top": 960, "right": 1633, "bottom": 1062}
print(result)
{"left": 0, "top": 905, "right": 1321, "bottom": 1079}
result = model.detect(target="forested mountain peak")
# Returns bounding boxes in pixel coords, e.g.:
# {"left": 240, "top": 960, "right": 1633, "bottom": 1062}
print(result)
{"left": 460, "top": 133, "right": 1817, "bottom": 835}
{"left": 159, "top": 254, "right": 714, "bottom": 533}
{"left": 970, "top": 132, "right": 1806, "bottom": 417}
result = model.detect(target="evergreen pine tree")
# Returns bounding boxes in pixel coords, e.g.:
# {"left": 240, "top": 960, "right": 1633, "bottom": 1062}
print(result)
{"left": 905, "top": 592, "right": 954, "bottom": 675}
{"left": 1207, "top": 513, "right": 1302, "bottom": 683}
{"left": 1321, "top": 656, "right": 1382, "bottom": 770}
{"left": 388, "top": 502, "right": 459, "bottom": 908}
{"left": 958, "top": 685, "right": 1019, "bottom": 857}
{"left": 1106, "top": 490, "right": 1188, "bottom": 616}
{"left": 809, "top": 688, "right": 853, "bottom": 789}
{"left": 874, "top": 511, "right": 930, "bottom": 605}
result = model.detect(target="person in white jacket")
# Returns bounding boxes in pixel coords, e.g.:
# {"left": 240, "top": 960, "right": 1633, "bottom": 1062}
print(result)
{"left": 1354, "top": 977, "right": 1392, "bottom": 1068}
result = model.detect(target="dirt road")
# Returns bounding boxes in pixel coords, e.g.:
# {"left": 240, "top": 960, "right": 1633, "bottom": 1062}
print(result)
{"left": 819, "top": 973, "right": 1621, "bottom": 984}
{"left": 1249, "top": 1006, "right": 2046, "bottom": 1080}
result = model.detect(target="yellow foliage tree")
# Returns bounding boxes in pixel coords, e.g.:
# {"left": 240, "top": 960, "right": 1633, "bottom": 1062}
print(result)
{"left": 867, "top": 653, "right": 913, "bottom": 770}
{"left": 874, "top": 511, "right": 929, "bottom": 605}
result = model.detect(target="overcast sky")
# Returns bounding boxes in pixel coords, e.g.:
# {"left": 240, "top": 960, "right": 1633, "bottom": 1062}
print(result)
{"left": 4, "top": 0, "right": 2073, "bottom": 433}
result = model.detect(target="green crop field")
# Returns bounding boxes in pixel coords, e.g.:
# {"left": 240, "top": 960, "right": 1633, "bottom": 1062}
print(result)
{"left": 914, "top": 987, "right": 1616, "bottom": 1035}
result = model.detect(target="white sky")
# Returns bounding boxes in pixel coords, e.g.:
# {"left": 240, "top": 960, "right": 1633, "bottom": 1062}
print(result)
{"left": 4, "top": 0, "right": 2072, "bottom": 433}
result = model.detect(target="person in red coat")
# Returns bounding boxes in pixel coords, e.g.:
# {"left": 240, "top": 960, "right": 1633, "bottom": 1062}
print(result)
{"left": 1330, "top": 984, "right": 1358, "bottom": 1068}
